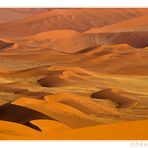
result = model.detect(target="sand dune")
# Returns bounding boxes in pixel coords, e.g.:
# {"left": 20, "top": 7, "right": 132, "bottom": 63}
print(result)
{"left": 17, "top": 30, "right": 148, "bottom": 53}
{"left": 31, "top": 30, "right": 80, "bottom": 40}
{"left": 0, "top": 119, "right": 148, "bottom": 140}
{"left": 0, "top": 120, "right": 42, "bottom": 140}
{"left": 51, "top": 119, "right": 148, "bottom": 140}
{"left": 9, "top": 30, "right": 82, "bottom": 53}
{"left": 24, "top": 30, "right": 148, "bottom": 52}
{"left": 91, "top": 88, "right": 137, "bottom": 108}
{"left": 9, "top": 92, "right": 120, "bottom": 129}
{"left": 0, "top": 39, "right": 15, "bottom": 50}
{"left": 0, "top": 9, "right": 42, "bottom": 24}
{"left": 0, "top": 8, "right": 148, "bottom": 37}
{"left": 30, "top": 119, "right": 71, "bottom": 133}
{"left": 75, "top": 44, "right": 148, "bottom": 75}
{"left": 0, "top": 83, "right": 50, "bottom": 99}
{"left": 86, "top": 15, "right": 148, "bottom": 33}
{"left": 44, "top": 93, "right": 119, "bottom": 117}
{"left": 12, "top": 97, "right": 101, "bottom": 128}
{"left": 0, "top": 102, "right": 51, "bottom": 125}
{"left": 37, "top": 74, "right": 69, "bottom": 87}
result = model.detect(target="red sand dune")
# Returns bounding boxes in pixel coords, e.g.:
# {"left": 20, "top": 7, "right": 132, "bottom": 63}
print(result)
{"left": 86, "top": 15, "right": 148, "bottom": 33}
{"left": 0, "top": 9, "right": 44, "bottom": 24}
{"left": 0, "top": 8, "right": 148, "bottom": 37}
{"left": 0, "top": 39, "right": 15, "bottom": 50}
{"left": 91, "top": 88, "right": 137, "bottom": 108}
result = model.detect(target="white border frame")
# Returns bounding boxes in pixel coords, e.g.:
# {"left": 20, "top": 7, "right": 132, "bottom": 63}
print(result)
{"left": 0, "top": 0, "right": 148, "bottom": 8}
{"left": 0, "top": 0, "right": 148, "bottom": 147}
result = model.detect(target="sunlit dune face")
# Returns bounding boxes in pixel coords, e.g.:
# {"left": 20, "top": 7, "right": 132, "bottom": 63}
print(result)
{"left": 0, "top": 8, "right": 148, "bottom": 140}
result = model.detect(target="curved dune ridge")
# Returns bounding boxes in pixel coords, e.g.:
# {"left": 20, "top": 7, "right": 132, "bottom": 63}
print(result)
{"left": 44, "top": 93, "right": 119, "bottom": 117}
{"left": 0, "top": 65, "right": 100, "bottom": 88}
{"left": 0, "top": 64, "right": 96, "bottom": 78}
{"left": 85, "top": 15, "right": 148, "bottom": 33}
{"left": 50, "top": 119, "right": 148, "bottom": 140}
{"left": 75, "top": 44, "right": 148, "bottom": 75}
{"left": 20, "top": 30, "right": 148, "bottom": 54}
{"left": 11, "top": 92, "right": 120, "bottom": 128}
{"left": 9, "top": 31, "right": 96, "bottom": 53}
{"left": 30, "top": 119, "right": 71, "bottom": 134}
{"left": 0, "top": 120, "right": 42, "bottom": 140}
{"left": 77, "top": 44, "right": 131, "bottom": 55}
{"left": 37, "top": 67, "right": 94, "bottom": 87}
{"left": 0, "top": 83, "right": 50, "bottom": 99}
{"left": 31, "top": 30, "right": 81, "bottom": 40}
{"left": 0, "top": 119, "right": 148, "bottom": 139}
{"left": 0, "top": 102, "right": 51, "bottom": 125}
{"left": 37, "top": 73, "right": 68, "bottom": 87}
{"left": 12, "top": 97, "right": 100, "bottom": 128}
{"left": 91, "top": 88, "right": 137, "bottom": 108}
{"left": 0, "top": 65, "right": 51, "bottom": 78}
{"left": 0, "top": 39, "right": 15, "bottom": 50}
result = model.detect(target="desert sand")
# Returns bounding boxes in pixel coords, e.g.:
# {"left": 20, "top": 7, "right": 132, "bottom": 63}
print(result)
{"left": 0, "top": 8, "right": 148, "bottom": 140}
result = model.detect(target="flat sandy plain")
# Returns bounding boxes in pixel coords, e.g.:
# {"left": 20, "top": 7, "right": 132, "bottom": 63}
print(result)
{"left": 0, "top": 8, "right": 148, "bottom": 139}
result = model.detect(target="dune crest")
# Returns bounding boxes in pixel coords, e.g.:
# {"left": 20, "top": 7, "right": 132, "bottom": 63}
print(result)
{"left": 0, "top": 39, "right": 15, "bottom": 50}
{"left": 91, "top": 88, "right": 137, "bottom": 108}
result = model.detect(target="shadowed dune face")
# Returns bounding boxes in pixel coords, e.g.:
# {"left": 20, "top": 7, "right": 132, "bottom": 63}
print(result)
{"left": 0, "top": 40, "right": 15, "bottom": 50}
{"left": 12, "top": 97, "right": 105, "bottom": 128}
{"left": 0, "top": 8, "right": 148, "bottom": 140}
{"left": 91, "top": 89, "right": 137, "bottom": 108}
{"left": 89, "top": 31, "right": 148, "bottom": 48}
{"left": 0, "top": 103, "right": 51, "bottom": 124}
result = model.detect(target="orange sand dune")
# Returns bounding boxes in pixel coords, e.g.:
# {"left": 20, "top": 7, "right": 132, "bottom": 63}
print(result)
{"left": 0, "top": 102, "right": 52, "bottom": 127}
{"left": 0, "top": 119, "right": 148, "bottom": 140}
{"left": 0, "top": 83, "right": 50, "bottom": 99}
{"left": 0, "top": 65, "right": 99, "bottom": 88}
{"left": 0, "top": 120, "right": 42, "bottom": 140}
{"left": 11, "top": 92, "right": 120, "bottom": 128}
{"left": 44, "top": 93, "right": 119, "bottom": 117}
{"left": 75, "top": 44, "right": 148, "bottom": 75}
{"left": 7, "top": 30, "right": 82, "bottom": 53}
{"left": 51, "top": 119, "right": 148, "bottom": 140}
{"left": 19, "top": 30, "right": 148, "bottom": 53}
{"left": 31, "top": 119, "right": 71, "bottom": 134}
{"left": 31, "top": 30, "right": 81, "bottom": 40}
{"left": 37, "top": 74, "right": 69, "bottom": 87}
{"left": 12, "top": 97, "right": 101, "bottom": 128}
